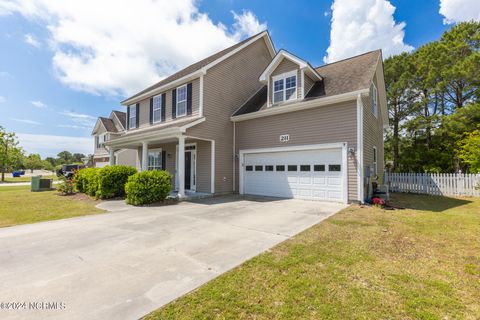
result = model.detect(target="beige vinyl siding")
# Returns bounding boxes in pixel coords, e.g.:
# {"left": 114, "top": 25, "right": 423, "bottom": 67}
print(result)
{"left": 187, "top": 37, "right": 273, "bottom": 194}
{"left": 235, "top": 100, "right": 358, "bottom": 202}
{"left": 115, "top": 149, "right": 137, "bottom": 167}
{"left": 135, "top": 78, "right": 200, "bottom": 130}
{"left": 304, "top": 74, "right": 315, "bottom": 96}
{"left": 270, "top": 58, "right": 302, "bottom": 104}
{"left": 147, "top": 142, "right": 177, "bottom": 181}
{"left": 362, "top": 68, "right": 385, "bottom": 194}
{"left": 194, "top": 140, "right": 211, "bottom": 193}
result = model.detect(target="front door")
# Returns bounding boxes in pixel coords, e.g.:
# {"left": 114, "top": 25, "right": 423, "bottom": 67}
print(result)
{"left": 185, "top": 151, "right": 192, "bottom": 190}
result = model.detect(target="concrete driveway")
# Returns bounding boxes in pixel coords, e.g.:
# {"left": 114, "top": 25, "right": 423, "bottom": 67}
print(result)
{"left": 0, "top": 195, "right": 347, "bottom": 320}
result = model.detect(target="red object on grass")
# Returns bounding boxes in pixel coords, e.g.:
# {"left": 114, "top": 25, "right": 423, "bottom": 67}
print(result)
{"left": 372, "top": 197, "right": 386, "bottom": 205}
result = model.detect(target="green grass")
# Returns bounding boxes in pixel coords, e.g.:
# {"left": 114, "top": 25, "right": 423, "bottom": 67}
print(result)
{"left": 0, "top": 185, "right": 105, "bottom": 227}
{"left": 145, "top": 194, "right": 480, "bottom": 320}
{"left": 0, "top": 174, "right": 58, "bottom": 183}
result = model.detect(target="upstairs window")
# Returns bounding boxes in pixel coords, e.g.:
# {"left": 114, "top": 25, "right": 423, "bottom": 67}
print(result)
{"left": 129, "top": 104, "right": 137, "bottom": 129}
{"left": 152, "top": 95, "right": 162, "bottom": 123}
{"left": 371, "top": 82, "right": 378, "bottom": 118}
{"left": 96, "top": 134, "right": 106, "bottom": 148}
{"left": 272, "top": 71, "right": 297, "bottom": 104}
{"left": 176, "top": 84, "right": 187, "bottom": 117}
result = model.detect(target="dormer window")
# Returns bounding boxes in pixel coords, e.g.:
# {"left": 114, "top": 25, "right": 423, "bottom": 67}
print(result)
{"left": 272, "top": 71, "right": 297, "bottom": 104}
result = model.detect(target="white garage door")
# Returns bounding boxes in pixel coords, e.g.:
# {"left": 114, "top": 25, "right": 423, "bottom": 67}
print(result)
{"left": 95, "top": 161, "right": 109, "bottom": 168}
{"left": 242, "top": 148, "right": 345, "bottom": 202}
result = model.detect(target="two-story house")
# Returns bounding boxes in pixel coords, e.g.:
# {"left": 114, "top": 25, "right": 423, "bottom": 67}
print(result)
{"left": 91, "top": 110, "right": 136, "bottom": 167}
{"left": 103, "top": 30, "right": 387, "bottom": 203}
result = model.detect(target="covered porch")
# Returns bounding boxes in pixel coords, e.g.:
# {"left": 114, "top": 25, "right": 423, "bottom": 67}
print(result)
{"left": 105, "top": 125, "right": 214, "bottom": 198}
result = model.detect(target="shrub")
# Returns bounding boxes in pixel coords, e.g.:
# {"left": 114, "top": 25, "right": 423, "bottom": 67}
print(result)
{"left": 96, "top": 165, "right": 137, "bottom": 199}
{"left": 57, "top": 176, "right": 75, "bottom": 195}
{"left": 125, "top": 170, "right": 172, "bottom": 205}
{"left": 74, "top": 167, "right": 100, "bottom": 196}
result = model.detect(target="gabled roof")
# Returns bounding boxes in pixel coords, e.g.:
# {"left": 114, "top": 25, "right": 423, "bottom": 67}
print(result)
{"left": 232, "top": 50, "right": 382, "bottom": 117}
{"left": 122, "top": 30, "right": 275, "bottom": 105}
{"left": 111, "top": 110, "right": 126, "bottom": 130}
{"left": 92, "top": 116, "right": 119, "bottom": 135}
{"left": 259, "top": 49, "right": 322, "bottom": 82}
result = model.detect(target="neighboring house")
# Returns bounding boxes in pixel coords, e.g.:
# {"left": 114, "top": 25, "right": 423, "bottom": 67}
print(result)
{"left": 91, "top": 111, "right": 137, "bottom": 168}
{"left": 104, "top": 31, "right": 387, "bottom": 203}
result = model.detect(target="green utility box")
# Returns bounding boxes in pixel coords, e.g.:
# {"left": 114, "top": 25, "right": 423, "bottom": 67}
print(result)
{"left": 31, "top": 176, "right": 53, "bottom": 192}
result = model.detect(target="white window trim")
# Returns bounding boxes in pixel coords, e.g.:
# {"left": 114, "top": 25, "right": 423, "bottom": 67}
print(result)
{"left": 147, "top": 148, "right": 163, "bottom": 171}
{"left": 152, "top": 94, "right": 163, "bottom": 123}
{"left": 129, "top": 104, "right": 137, "bottom": 129}
{"left": 371, "top": 81, "right": 378, "bottom": 118}
{"left": 272, "top": 70, "right": 297, "bottom": 105}
{"left": 373, "top": 146, "right": 378, "bottom": 176}
{"left": 176, "top": 84, "right": 187, "bottom": 118}
{"left": 96, "top": 134, "right": 106, "bottom": 148}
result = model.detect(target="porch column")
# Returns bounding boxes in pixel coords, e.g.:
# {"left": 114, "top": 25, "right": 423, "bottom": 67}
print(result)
{"left": 109, "top": 148, "right": 115, "bottom": 166}
{"left": 178, "top": 135, "right": 185, "bottom": 197}
{"left": 142, "top": 141, "right": 148, "bottom": 171}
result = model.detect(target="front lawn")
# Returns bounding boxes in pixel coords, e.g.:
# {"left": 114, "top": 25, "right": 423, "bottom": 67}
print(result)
{"left": 0, "top": 185, "right": 105, "bottom": 227}
{"left": 0, "top": 174, "right": 58, "bottom": 183}
{"left": 145, "top": 194, "right": 480, "bottom": 319}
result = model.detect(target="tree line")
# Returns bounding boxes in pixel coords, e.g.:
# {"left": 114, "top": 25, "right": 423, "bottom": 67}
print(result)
{"left": 0, "top": 126, "right": 86, "bottom": 181}
{"left": 384, "top": 21, "right": 480, "bottom": 173}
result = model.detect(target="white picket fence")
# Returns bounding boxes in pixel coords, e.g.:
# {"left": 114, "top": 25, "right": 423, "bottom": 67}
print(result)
{"left": 385, "top": 172, "right": 480, "bottom": 197}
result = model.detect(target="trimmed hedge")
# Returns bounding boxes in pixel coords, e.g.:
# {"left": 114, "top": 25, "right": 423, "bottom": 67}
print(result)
{"left": 96, "top": 165, "right": 137, "bottom": 199}
{"left": 73, "top": 165, "right": 137, "bottom": 199}
{"left": 125, "top": 170, "right": 172, "bottom": 205}
{"left": 74, "top": 167, "right": 100, "bottom": 196}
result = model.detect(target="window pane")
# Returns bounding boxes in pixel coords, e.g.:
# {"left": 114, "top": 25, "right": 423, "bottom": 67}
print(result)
{"left": 274, "top": 79, "right": 284, "bottom": 91}
{"left": 265, "top": 165, "right": 274, "bottom": 171}
{"left": 274, "top": 91, "right": 283, "bottom": 103}
{"left": 285, "top": 88, "right": 296, "bottom": 100}
{"left": 177, "top": 101, "right": 186, "bottom": 116}
{"left": 276, "top": 165, "right": 285, "bottom": 171}
{"left": 285, "top": 76, "right": 296, "bottom": 89}
{"left": 177, "top": 86, "right": 187, "bottom": 101}
{"left": 246, "top": 165, "right": 253, "bottom": 171}
{"left": 300, "top": 165, "right": 310, "bottom": 172}
{"left": 314, "top": 165, "right": 325, "bottom": 172}
{"left": 255, "top": 165, "right": 263, "bottom": 171}
{"left": 329, "top": 164, "right": 341, "bottom": 172}
{"left": 288, "top": 165, "right": 297, "bottom": 171}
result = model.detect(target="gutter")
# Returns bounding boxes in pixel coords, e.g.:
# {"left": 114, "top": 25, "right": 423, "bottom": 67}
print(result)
{"left": 231, "top": 89, "right": 369, "bottom": 122}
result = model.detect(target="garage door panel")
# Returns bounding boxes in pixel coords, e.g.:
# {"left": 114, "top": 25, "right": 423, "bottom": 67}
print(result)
{"left": 243, "top": 147, "right": 344, "bottom": 202}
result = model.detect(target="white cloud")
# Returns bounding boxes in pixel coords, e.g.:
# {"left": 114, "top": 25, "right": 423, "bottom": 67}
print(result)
{"left": 324, "top": 0, "right": 414, "bottom": 63}
{"left": 31, "top": 100, "right": 46, "bottom": 108}
{"left": 232, "top": 10, "right": 266, "bottom": 39}
{"left": 11, "top": 118, "right": 41, "bottom": 125}
{"left": 439, "top": 0, "right": 480, "bottom": 24}
{"left": 0, "top": 1, "right": 266, "bottom": 97}
{"left": 16, "top": 133, "right": 92, "bottom": 157}
{"left": 24, "top": 33, "right": 40, "bottom": 47}
{"left": 0, "top": 96, "right": 5, "bottom": 103}
{"left": 58, "top": 124, "right": 90, "bottom": 130}
{"left": 60, "top": 111, "right": 97, "bottom": 127}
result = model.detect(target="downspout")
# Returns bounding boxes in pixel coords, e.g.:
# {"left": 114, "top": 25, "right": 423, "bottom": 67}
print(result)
{"left": 356, "top": 94, "right": 364, "bottom": 203}
{"left": 233, "top": 122, "right": 236, "bottom": 192}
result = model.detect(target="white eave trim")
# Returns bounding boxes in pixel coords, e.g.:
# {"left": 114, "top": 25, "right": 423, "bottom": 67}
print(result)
{"left": 231, "top": 89, "right": 369, "bottom": 122}
{"left": 104, "top": 117, "right": 205, "bottom": 147}
{"left": 259, "top": 50, "right": 322, "bottom": 82}
{"left": 122, "top": 31, "right": 275, "bottom": 106}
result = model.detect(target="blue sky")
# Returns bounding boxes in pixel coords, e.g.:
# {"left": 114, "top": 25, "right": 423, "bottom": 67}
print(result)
{"left": 0, "top": 0, "right": 477, "bottom": 157}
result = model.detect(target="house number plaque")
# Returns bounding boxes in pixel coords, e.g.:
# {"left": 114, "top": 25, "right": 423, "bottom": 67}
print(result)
{"left": 279, "top": 134, "right": 290, "bottom": 142}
